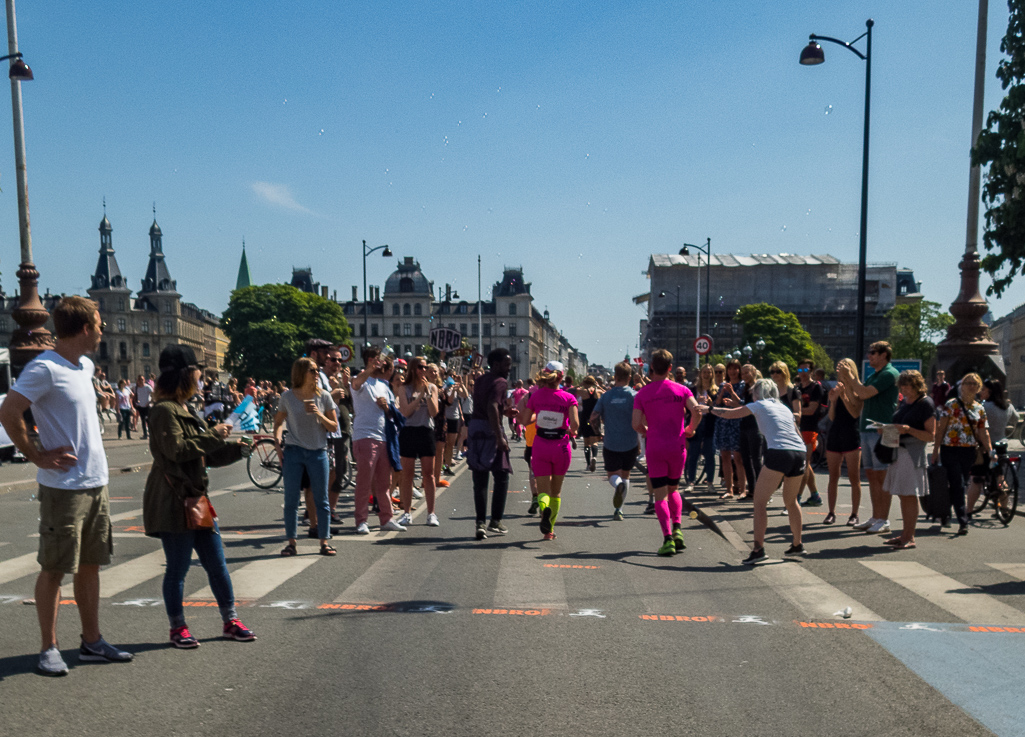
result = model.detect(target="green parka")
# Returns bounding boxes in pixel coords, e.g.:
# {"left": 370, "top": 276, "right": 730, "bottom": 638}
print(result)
{"left": 143, "top": 399, "right": 245, "bottom": 536}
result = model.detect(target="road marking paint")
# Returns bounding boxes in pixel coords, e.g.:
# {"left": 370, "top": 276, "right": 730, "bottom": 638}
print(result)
{"left": 188, "top": 555, "right": 321, "bottom": 601}
{"left": 495, "top": 549, "right": 568, "bottom": 611}
{"left": 473, "top": 608, "right": 549, "bottom": 616}
{"left": 797, "top": 621, "right": 874, "bottom": 629}
{"left": 862, "top": 561, "right": 1025, "bottom": 625}
{"left": 987, "top": 563, "right": 1025, "bottom": 581}
{"left": 638, "top": 614, "right": 724, "bottom": 622}
{"left": 0, "top": 552, "right": 39, "bottom": 585}
{"left": 100, "top": 550, "right": 167, "bottom": 598}
{"left": 757, "top": 562, "right": 884, "bottom": 621}
{"left": 542, "top": 563, "right": 600, "bottom": 570}
{"left": 334, "top": 549, "right": 441, "bottom": 602}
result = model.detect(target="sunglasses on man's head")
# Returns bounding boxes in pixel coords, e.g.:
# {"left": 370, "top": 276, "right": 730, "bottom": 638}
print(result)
{"left": 868, "top": 349, "right": 883, "bottom": 355}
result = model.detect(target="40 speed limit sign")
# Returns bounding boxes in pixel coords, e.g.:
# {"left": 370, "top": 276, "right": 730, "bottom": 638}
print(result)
{"left": 693, "top": 335, "right": 713, "bottom": 356}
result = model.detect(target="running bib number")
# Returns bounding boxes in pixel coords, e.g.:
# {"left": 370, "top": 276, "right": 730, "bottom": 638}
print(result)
{"left": 535, "top": 410, "right": 565, "bottom": 431}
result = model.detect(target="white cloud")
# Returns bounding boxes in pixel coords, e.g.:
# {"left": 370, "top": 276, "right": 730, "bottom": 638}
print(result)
{"left": 250, "top": 181, "right": 313, "bottom": 214}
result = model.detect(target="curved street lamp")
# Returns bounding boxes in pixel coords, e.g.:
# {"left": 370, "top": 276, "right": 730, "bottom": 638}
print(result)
{"left": 680, "top": 238, "right": 711, "bottom": 368}
{"left": 800, "top": 18, "right": 873, "bottom": 363}
{"left": 362, "top": 239, "right": 392, "bottom": 347}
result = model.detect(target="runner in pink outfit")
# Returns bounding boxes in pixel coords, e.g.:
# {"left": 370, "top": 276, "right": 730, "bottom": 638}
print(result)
{"left": 632, "top": 349, "right": 700, "bottom": 556}
{"left": 509, "top": 381, "right": 528, "bottom": 440}
{"left": 520, "top": 362, "right": 579, "bottom": 540}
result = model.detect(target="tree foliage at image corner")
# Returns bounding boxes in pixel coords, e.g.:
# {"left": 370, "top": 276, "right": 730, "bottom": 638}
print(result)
{"left": 885, "top": 300, "right": 954, "bottom": 371}
{"left": 731, "top": 303, "right": 832, "bottom": 374}
{"left": 221, "top": 284, "right": 351, "bottom": 381}
{"left": 972, "top": 0, "right": 1025, "bottom": 297}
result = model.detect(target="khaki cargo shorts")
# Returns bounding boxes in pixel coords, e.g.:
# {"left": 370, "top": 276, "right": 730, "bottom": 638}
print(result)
{"left": 37, "top": 485, "right": 112, "bottom": 574}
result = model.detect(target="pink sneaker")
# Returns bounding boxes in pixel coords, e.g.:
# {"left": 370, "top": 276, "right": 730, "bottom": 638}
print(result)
{"left": 222, "top": 619, "right": 257, "bottom": 642}
{"left": 170, "top": 626, "right": 200, "bottom": 649}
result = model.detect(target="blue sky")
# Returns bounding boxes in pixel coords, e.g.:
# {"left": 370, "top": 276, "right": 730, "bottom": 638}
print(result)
{"left": 0, "top": 1, "right": 1018, "bottom": 366}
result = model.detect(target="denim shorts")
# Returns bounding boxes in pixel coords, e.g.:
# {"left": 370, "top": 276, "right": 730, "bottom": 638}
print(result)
{"left": 860, "top": 431, "right": 889, "bottom": 471}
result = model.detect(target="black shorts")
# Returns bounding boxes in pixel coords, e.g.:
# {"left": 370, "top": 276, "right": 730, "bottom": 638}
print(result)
{"left": 579, "top": 422, "right": 597, "bottom": 439}
{"left": 434, "top": 420, "right": 447, "bottom": 443}
{"left": 446, "top": 418, "right": 460, "bottom": 434}
{"left": 400, "top": 426, "right": 437, "bottom": 459}
{"left": 603, "top": 446, "right": 639, "bottom": 473}
{"left": 763, "top": 448, "right": 806, "bottom": 478}
{"left": 524, "top": 446, "right": 532, "bottom": 463}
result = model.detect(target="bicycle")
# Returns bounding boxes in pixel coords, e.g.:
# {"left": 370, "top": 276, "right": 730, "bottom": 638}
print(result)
{"left": 970, "top": 441, "right": 1020, "bottom": 525}
{"left": 246, "top": 435, "right": 283, "bottom": 489}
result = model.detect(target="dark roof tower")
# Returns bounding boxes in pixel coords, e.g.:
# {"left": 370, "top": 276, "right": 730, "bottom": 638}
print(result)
{"left": 139, "top": 210, "right": 178, "bottom": 295}
{"left": 90, "top": 208, "right": 130, "bottom": 293}
{"left": 236, "top": 240, "right": 252, "bottom": 290}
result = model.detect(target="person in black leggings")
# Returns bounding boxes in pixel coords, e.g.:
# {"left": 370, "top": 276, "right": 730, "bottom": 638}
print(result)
{"left": 737, "top": 364, "right": 764, "bottom": 500}
{"left": 466, "top": 349, "right": 514, "bottom": 540}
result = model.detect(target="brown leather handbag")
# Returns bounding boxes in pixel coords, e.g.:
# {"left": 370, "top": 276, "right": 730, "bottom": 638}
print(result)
{"left": 168, "top": 474, "right": 216, "bottom": 530}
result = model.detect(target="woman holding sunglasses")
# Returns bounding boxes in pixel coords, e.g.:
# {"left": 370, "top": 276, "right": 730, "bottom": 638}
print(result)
{"left": 396, "top": 358, "right": 441, "bottom": 527}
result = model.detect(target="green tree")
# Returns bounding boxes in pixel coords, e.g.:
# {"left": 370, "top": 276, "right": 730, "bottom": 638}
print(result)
{"left": 221, "top": 284, "right": 351, "bottom": 381}
{"left": 886, "top": 300, "right": 955, "bottom": 371}
{"left": 972, "top": 0, "right": 1025, "bottom": 296}
{"left": 733, "top": 303, "right": 830, "bottom": 373}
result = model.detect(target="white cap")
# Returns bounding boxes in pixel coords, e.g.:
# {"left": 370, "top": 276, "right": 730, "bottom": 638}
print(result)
{"left": 545, "top": 361, "right": 565, "bottom": 374}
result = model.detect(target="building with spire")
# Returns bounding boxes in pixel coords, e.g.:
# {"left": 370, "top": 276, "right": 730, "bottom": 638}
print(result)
{"left": 236, "top": 243, "right": 252, "bottom": 290}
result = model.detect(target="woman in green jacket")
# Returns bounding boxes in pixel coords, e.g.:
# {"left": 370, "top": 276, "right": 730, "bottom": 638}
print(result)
{"left": 143, "top": 345, "right": 254, "bottom": 649}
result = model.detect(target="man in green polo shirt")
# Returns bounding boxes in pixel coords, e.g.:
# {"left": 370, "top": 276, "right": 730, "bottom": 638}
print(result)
{"left": 838, "top": 341, "right": 900, "bottom": 534}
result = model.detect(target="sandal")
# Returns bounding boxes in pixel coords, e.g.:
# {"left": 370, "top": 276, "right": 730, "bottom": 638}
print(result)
{"left": 319, "top": 545, "right": 337, "bottom": 556}
{"left": 823, "top": 513, "right": 836, "bottom": 525}
{"left": 846, "top": 515, "right": 860, "bottom": 527}
{"left": 280, "top": 543, "right": 297, "bottom": 557}
{"left": 718, "top": 492, "right": 735, "bottom": 500}
{"left": 882, "top": 537, "right": 902, "bottom": 546}
{"left": 894, "top": 541, "right": 916, "bottom": 550}
{"left": 736, "top": 493, "right": 752, "bottom": 501}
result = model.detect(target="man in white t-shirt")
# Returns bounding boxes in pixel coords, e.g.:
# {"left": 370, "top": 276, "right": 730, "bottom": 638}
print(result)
{"left": 350, "top": 346, "right": 405, "bottom": 534}
{"left": 132, "top": 374, "right": 153, "bottom": 439}
{"left": 0, "top": 297, "right": 133, "bottom": 676}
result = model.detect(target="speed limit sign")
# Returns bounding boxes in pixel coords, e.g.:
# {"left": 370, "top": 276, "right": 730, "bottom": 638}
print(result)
{"left": 693, "top": 335, "right": 713, "bottom": 356}
{"left": 338, "top": 345, "right": 352, "bottom": 363}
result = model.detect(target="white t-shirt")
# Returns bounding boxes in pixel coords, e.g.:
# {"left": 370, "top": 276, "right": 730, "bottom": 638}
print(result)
{"left": 351, "top": 377, "right": 393, "bottom": 442}
{"left": 117, "top": 388, "right": 133, "bottom": 410}
{"left": 747, "top": 400, "right": 807, "bottom": 453}
{"left": 134, "top": 383, "right": 153, "bottom": 407}
{"left": 12, "top": 350, "right": 109, "bottom": 489}
{"left": 319, "top": 370, "right": 342, "bottom": 440}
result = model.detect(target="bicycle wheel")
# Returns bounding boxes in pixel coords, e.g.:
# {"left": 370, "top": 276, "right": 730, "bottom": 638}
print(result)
{"left": 247, "top": 438, "right": 283, "bottom": 489}
{"left": 971, "top": 482, "right": 990, "bottom": 515}
{"left": 995, "top": 461, "right": 1019, "bottom": 525}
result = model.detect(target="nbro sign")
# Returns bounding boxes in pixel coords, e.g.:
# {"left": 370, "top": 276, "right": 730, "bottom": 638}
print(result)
{"left": 429, "top": 327, "right": 462, "bottom": 353}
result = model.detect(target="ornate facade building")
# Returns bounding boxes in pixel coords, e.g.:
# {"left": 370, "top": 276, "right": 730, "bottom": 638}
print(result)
{"left": 0, "top": 213, "right": 225, "bottom": 381}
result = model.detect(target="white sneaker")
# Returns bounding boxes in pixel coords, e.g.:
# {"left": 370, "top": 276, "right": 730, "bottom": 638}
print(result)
{"left": 426, "top": 513, "right": 440, "bottom": 527}
{"left": 356, "top": 522, "right": 370, "bottom": 534}
{"left": 397, "top": 512, "right": 413, "bottom": 526}
{"left": 382, "top": 519, "right": 407, "bottom": 532}
{"left": 412, "top": 488, "right": 424, "bottom": 499}
{"left": 852, "top": 517, "right": 876, "bottom": 531}
{"left": 867, "top": 519, "right": 891, "bottom": 534}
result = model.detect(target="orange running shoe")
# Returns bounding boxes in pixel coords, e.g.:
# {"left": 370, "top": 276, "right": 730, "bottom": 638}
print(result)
{"left": 437, "top": 479, "right": 450, "bottom": 488}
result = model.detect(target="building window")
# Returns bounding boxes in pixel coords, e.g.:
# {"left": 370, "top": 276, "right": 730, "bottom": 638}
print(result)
{"left": 472, "top": 324, "right": 479, "bottom": 336}
{"left": 823, "top": 326, "right": 831, "bottom": 336}
{"left": 414, "top": 303, "right": 422, "bottom": 316}
{"left": 448, "top": 323, "right": 455, "bottom": 330}
{"left": 118, "top": 297, "right": 125, "bottom": 311}
{"left": 141, "top": 320, "right": 149, "bottom": 333}
{"left": 359, "top": 323, "right": 365, "bottom": 337}
{"left": 165, "top": 302, "right": 172, "bottom": 314}
{"left": 392, "top": 304, "right": 400, "bottom": 316}
{"left": 164, "top": 319, "right": 173, "bottom": 334}
{"left": 508, "top": 303, "right": 517, "bottom": 316}
{"left": 143, "top": 364, "right": 151, "bottom": 376}
{"left": 98, "top": 298, "right": 106, "bottom": 311}
{"left": 99, "top": 342, "right": 108, "bottom": 359}
{"left": 848, "top": 327, "right": 855, "bottom": 336}
{"left": 403, "top": 303, "right": 411, "bottom": 316}
{"left": 0, "top": 318, "right": 7, "bottom": 332}
{"left": 403, "top": 323, "right": 412, "bottom": 336}
{"left": 483, "top": 324, "right": 491, "bottom": 337}
{"left": 117, "top": 318, "right": 126, "bottom": 332}
{"left": 393, "top": 323, "right": 401, "bottom": 337}
{"left": 399, "top": 277, "right": 414, "bottom": 293}
{"left": 508, "top": 324, "right": 517, "bottom": 337}
{"left": 120, "top": 366, "right": 129, "bottom": 380}
{"left": 371, "top": 324, "right": 379, "bottom": 337}
{"left": 119, "top": 342, "right": 128, "bottom": 360}
{"left": 460, "top": 323, "right": 468, "bottom": 336}
{"left": 414, "top": 324, "right": 422, "bottom": 337}
{"left": 458, "top": 303, "right": 468, "bottom": 314}
{"left": 142, "top": 342, "right": 150, "bottom": 357}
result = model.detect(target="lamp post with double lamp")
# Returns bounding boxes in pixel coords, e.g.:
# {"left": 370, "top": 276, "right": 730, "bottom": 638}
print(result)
{"left": 800, "top": 19, "right": 873, "bottom": 364}
{"left": 681, "top": 238, "right": 711, "bottom": 334}
{"left": 3, "top": 0, "right": 49, "bottom": 368}
{"left": 658, "top": 286, "right": 681, "bottom": 359}
{"left": 361, "top": 240, "right": 392, "bottom": 348}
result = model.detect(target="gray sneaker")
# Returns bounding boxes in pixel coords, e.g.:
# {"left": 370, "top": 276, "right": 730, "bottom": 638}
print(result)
{"left": 486, "top": 520, "right": 508, "bottom": 535}
{"left": 79, "top": 636, "right": 133, "bottom": 663}
{"left": 38, "top": 646, "right": 68, "bottom": 676}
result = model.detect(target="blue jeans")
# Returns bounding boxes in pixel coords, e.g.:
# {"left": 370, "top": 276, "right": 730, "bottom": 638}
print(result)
{"left": 685, "top": 433, "right": 715, "bottom": 485}
{"left": 160, "top": 522, "right": 236, "bottom": 629}
{"left": 283, "top": 445, "right": 330, "bottom": 540}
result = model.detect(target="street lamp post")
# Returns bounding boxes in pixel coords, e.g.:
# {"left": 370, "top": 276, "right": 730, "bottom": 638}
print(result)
{"left": 681, "top": 238, "right": 711, "bottom": 368}
{"left": 3, "top": 0, "right": 49, "bottom": 368}
{"left": 361, "top": 239, "right": 391, "bottom": 350}
{"left": 800, "top": 19, "right": 873, "bottom": 363}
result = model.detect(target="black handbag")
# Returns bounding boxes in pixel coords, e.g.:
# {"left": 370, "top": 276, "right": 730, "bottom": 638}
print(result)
{"left": 873, "top": 435, "right": 897, "bottom": 464}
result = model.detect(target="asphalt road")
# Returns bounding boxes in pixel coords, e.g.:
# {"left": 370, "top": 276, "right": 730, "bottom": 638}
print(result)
{"left": 1, "top": 442, "right": 1023, "bottom": 737}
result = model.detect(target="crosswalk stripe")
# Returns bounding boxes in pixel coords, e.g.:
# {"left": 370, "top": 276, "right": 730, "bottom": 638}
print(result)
{"left": 756, "top": 562, "right": 884, "bottom": 622}
{"left": 188, "top": 555, "right": 322, "bottom": 601}
{"left": 861, "top": 561, "right": 1025, "bottom": 625}
{"left": 99, "top": 550, "right": 167, "bottom": 598}
{"left": 0, "top": 552, "right": 38, "bottom": 585}
{"left": 987, "top": 563, "right": 1025, "bottom": 581}
{"left": 494, "top": 549, "right": 568, "bottom": 610}
{"left": 334, "top": 549, "right": 442, "bottom": 603}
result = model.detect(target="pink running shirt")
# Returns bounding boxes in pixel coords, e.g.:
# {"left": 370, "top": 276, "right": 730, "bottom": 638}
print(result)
{"left": 633, "top": 379, "right": 693, "bottom": 452}
{"left": 527, "top": 387, "right": 578, "bottom": 440}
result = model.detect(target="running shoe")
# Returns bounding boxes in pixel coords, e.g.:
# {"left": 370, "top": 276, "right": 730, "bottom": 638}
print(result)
{"left": 412, "top": 488, "right": 425, "bottom": 499}
{"left": 356, "top": 522, "right": 370, "bottom": 534}
{"left": 846, "top": 515, "right": 860, "bottom": 526}
{"left": 672, "top": 528, "right": 686, "bottom": 551}
{"left": 823, "top": 513, "right": 836, "bottom": 525}
{"left": 397, "top": 512, "right": 413, "bottom": 526}
{"left": 443, "top": 466, "right": 455, "bottom": 477}
{"left": 79, "top": 636, "right": 133, "bottom": 663}
{"left": 783, "top": 543, "right": 806, "bottom": 557}
{"left": 527, "top": 498, "right": 539, "bottom": 515}
{"left": 169, "top": 626, "right": 200, "bottom": 649}
{"left": 476, "top": 521, "right": 488, "bottom": 540}
{"left": 742, "top": 547, "right": 767, "bottom": 565}
{"left": 539, "top": 507, "right": 554, "bottom": 535}
{"left": 612, "top": 509, "right": 624, "bottom": 522}
{"left": 657, "top": 537, "right": 676, "bottom": 556}
{"left": 612, "top": 481, "right": 626, "bottom": 509}
{"left": 800, "top": 494, "right": 823, "bottom": 507}
{"left": 542, "top": 532, "right": 556, "bottom": 541}
{"left": 867, "top": 519, "right": 891, "bottom": 534}
{"left": 38, "top": 646, "right": 69, "bottom": 676}
{"left": 643, "top": 502, "right": 656, "bottom": 515}
{"left": 852, "top": 517, "right": 876, "bottom": 531}
{"left": 437, "top": 479, "right": 450, "bottom": 488}
{"left": 486, "top": 520, "right": 508, "bottom": 536}
{"left": 382, "top": 519, "right": 407, "bottom": 532}
{"left": 223, "top": 619, "right": 257, "bottom": 641}
{"left": 589, "top": 457, "right": 597, "bottom": 473}
{"left": 426, "top": 513, "right": 440, "bottom": 527}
